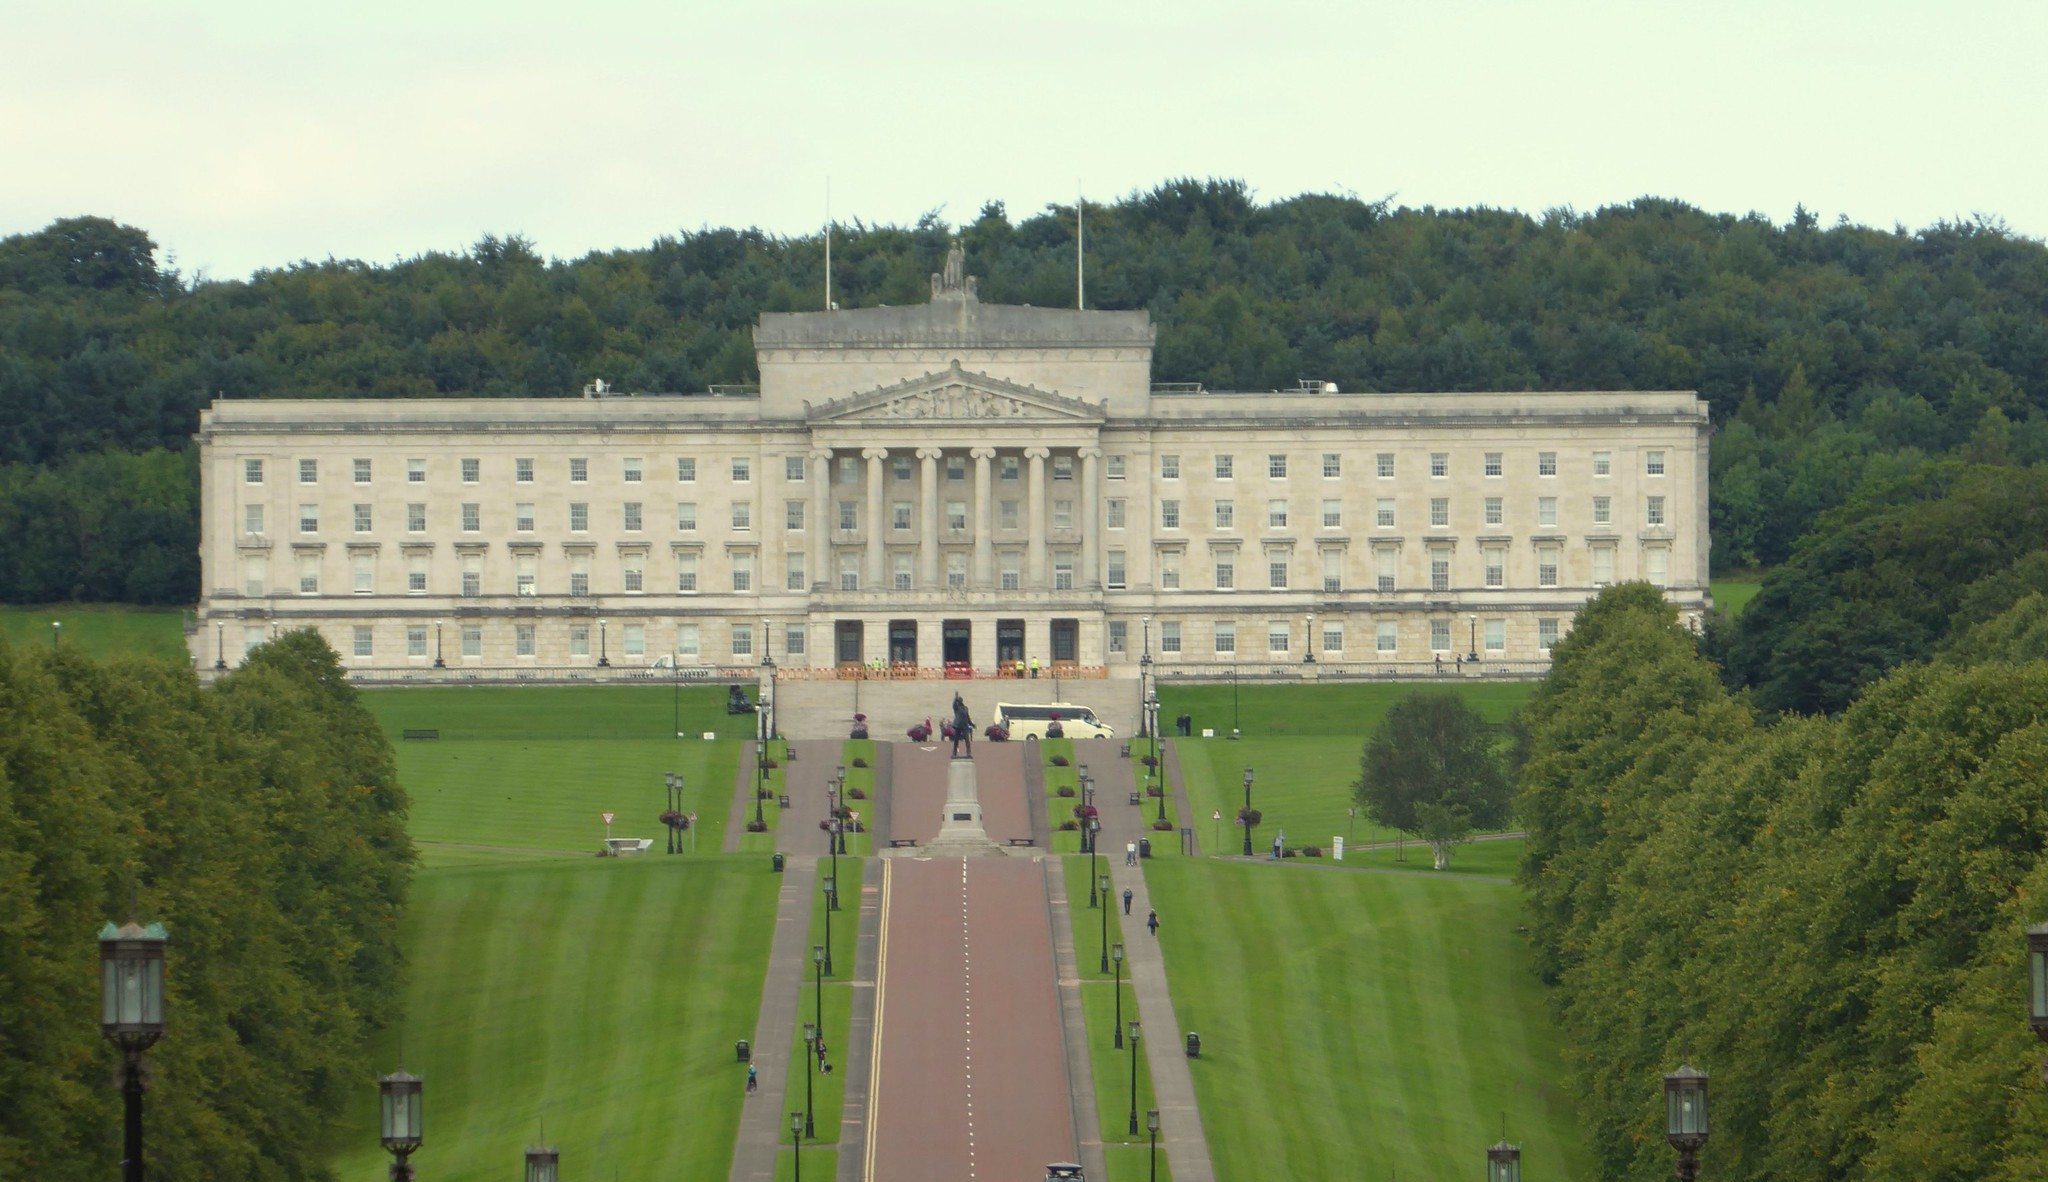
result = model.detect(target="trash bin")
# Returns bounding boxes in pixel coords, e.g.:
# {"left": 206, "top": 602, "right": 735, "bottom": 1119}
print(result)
{"left": 737, "top": 1039, "right": 752, "bottom": 1063}
{"left": 771, "top": 853, "right": 786, "bottom": 873}
{"left": 1138, "top": 838, "right": 1152, "bottom": 859}
{"left": 1185, "top": 1032, "right": 1201, "bottom": 1058}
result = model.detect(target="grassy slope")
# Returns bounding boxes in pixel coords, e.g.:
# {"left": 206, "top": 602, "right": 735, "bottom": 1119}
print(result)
{"left": 1146, "top": 858, "right": 1588, "bottom": 1179}
{"left": 0, "top": 603, "right": 189, "bottom": 660}
{"left": 1711, "top": 578, "right": 1763, "bottom": 618}
{"left": 331, "top": 857, "right": 778, "bottom": 1182}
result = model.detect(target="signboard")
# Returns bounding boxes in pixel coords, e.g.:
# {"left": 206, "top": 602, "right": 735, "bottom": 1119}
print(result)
{"left": 602, "top": 811, "right": 615, "bottom": 825}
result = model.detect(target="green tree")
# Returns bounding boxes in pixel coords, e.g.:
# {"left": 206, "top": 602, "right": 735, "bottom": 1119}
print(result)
{"left": 1354, "top": 690, "right": 1508, "bottom": 869}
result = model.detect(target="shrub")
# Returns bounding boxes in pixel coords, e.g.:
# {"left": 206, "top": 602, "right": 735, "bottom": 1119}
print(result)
{"left": 1056, "top": 785, "right": 1076, "bottom": 798}
{"left": 1302, "top": 845, "right": 1324, "bottom": 857}
{"left": 659, "top": 809, "right": 690, "bottom": 830}
{"left": 1238, "top": 807, "right": 1262, "bottom": 827}
{"left": 761, "top": 757, "right": 780, "bottom": 770}
{"left": 1152, "top": 819, "right": 1174, "bottom": 831}
{"left": 985, "top": 724, "right": 1010, "bottom": 741}
{"left": 907, "top": 724, "right": 931, "bottom": 741}
{"left": 1146, "top": 785, "right": 1163, "bottom": 797}
{"left": 851, "top": 757, "right": 868, "bottom": 769}
{"left": 1073, "top": 804, "right": 1099, "bottom": 821}
{"left": 1058, "top": 819, "right": 1079, "bottom": 831}
{"left": 1051, "top": 754, "right": 1070, "bottom": 767}
{"left": 847, "top": 786, "right": 866, "bottom": 800}
{"left": 745, "top": 820, "right": 768, "bottom": 833}
{"left": 1141, "top": 754, "right": 1159, "bottom": 768}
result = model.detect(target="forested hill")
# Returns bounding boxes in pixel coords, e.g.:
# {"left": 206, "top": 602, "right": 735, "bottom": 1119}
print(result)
{"left": 4, "top": 180, "right": 2048, "bottom": 602}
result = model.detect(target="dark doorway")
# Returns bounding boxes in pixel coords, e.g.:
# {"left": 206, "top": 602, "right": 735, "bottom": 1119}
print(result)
{"left": 888, "top": 620, "right": 918, "bottom": 665}
{"left": 1051, "top": 618, "right": 1079, "bottom": 663}
{"left": 997, "top": 619, "right": 1025, "bottom": 667}
{"left": 835, "top": 620, "right": 864, "bottom": 666}
{"left": 943, "top": 619, "right": 971, "bottom": 665}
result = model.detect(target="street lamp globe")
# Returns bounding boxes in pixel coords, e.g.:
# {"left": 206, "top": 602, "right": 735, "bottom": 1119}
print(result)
{"left": 2028, "top": 922, "right": 2048, "bottom": 1042}
{"left": 814, "top": 943, "right": 826, "bottom": 969}
{"left": 1664, "top": 1064, "right": 1709, "bottom": 1150}
{"left": 1112, "top": 943, "right": 1124, "bottom": 968}
{"left": 524, "top": 1145, "right": 559, "bottom": 1182}
{"left": 1486, "top": 1140, "right": 1521, "bottom": 1182}
{"left": 379, "top": 1071, "right": 424, "bottom": 1154}
{"left": 1147, "top": 1108, "right": 1160, "bottom": 1135}
{"left": 99, "top": 921, "right": 169, "bottom": 1049}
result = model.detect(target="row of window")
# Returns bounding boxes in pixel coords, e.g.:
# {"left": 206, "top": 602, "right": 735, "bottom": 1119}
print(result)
{"left": 330, "top": 620, "right": 803, "bottom": 661}
{"left": 1143, "top": 616, "right": 1563, "bottom": 656}
{"left": 1133, "top": 543, "right": 1669, "bottom": 591}
{"left": 1159, "top": 494, "right": 1670, "bottom": 530}
{"left": 246, "top": 455, "right": 768, "bottom": 486}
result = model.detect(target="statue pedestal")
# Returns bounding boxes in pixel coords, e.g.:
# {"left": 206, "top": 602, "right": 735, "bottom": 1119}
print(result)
{"left": 916, "top": 756, "right": 1008, "bottom": 859}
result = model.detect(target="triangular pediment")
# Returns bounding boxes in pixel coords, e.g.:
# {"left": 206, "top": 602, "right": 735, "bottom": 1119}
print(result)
{"left": 807, "top": 362, "right": 1106, "bottom": 424}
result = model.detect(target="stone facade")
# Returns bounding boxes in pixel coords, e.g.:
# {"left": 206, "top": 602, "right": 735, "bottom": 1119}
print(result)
{"left": 190, "top": 252, "right": 1710, "bottom": 677}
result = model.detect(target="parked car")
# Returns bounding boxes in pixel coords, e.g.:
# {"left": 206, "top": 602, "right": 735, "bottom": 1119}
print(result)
{"left": 996, "top": 702, "right": 1114, "bottom": 740}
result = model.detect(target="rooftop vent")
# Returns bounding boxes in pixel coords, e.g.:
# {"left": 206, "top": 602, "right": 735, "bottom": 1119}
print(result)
{"left": 582, "top": 378, "right": 611, "bottom": 399}
{"left": 1295, "top": 379, "right": 1340, "bottom": 394}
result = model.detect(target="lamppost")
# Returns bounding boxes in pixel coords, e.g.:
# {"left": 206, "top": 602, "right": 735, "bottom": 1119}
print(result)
{"left": 1303, "top": 611, "right": 1315, "bottom": 664}
{"left": 2025, "top": 922, "right": 2048, "bottom": 1085}
{"left": 821, "top": 881, "right": 834, "bottom": 975}
{"left": 1468, "top": 614, "right": 1479, "bottom": 663}
{"left": 665, "top": 772, "right": 683, "bottom": 854}
{"left": 52, "top": 619, "right": 61, "bottom": 651}
{"left": 672, "top": 647, "right": 682, "bottom": 737}
{"left": 1241, "top": 767, "right": 1255, "bottom": 857}
{"left": 801, "top": 1022, "right": 817, "bottom": 1138}
{"left": 1138, "top": 616, "right": 1152, "bottom": 738}
{"left": 1487, "top": 1139, "right": 1521, "bottom": 1182}
{"left": 761, "top": 622, "right": 778, "bottom": 742}
{"left": 1231, "top": 656, "right": 1240, "bottom": 739}
{"left": 433, "top": 619, "right": 444, "bottom": 668}
{"left": 789, "top": 1111, "right": 804, "bottom": 1182}
{"left": 1098, "top": 872, "right": 1111, "bottom": 973}
{"left": 378, "top": 1070, "right": 423, "bottom": 1181}
{"left": 525, "top": 1143, "right": 559, "bottom": 1182}
{"left": 1146, "top": 1109, "right": 1161, "bottom": 1182}
{"left": 1112, "top": 943, "right": 1126, "bottom": 1048}
{"left": 1126, "top": 1020, "right": 1143, "bottom": 1135}
{"left": 100, "top": 921, "right": 168, "bottom": 1182}
{"left": 1150, "top": 692, "right": 1166, "bottom": 825}
{"left": 826, "top": 781, "right": 842, "bottom": 888}
{"left": 754, "top": 739, "right": 768, "bottom": 829}
{"left": 214, "top": 621, "right": 226, "bottom": 670}
{"left": 813, "top": 944, "right": 826, "bottom": 1034}
{"left": 1664, "top": 1065, "right": 1709, "bottom": 1181}
{"left": 1088, "top": 804, "right": 1100, "bottom": 908}
{"left": 597, "top": 617, "right": 609, "bottom": 667}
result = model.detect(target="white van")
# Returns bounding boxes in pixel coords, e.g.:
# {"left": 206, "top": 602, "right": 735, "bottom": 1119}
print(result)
{"left": 996, "top": 702, "right": 1115, "bottom": 740}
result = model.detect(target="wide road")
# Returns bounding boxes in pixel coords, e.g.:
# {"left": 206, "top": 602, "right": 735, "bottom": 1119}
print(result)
{"left": 884, "top": 742, "right": 1033, "bottom": 845}
{"left": 865, "top": 856, "right": 1075, "bottom": 1181}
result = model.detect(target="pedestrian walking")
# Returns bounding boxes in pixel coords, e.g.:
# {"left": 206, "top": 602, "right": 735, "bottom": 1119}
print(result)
{"left": 1146, "top": 908, "right": 1159, "bottom": 936}
{"left": 1125, "top": 840, "right": 1137, "bottom": 866}
{"left": 1122, "top": 887, "right": 1133, "bottom": 915}
{"left": 746, "top": 1064, "right": 757, "bottom": 1094}
{"left": 1272, "top": 834, "right": 1282, "bottom": 860}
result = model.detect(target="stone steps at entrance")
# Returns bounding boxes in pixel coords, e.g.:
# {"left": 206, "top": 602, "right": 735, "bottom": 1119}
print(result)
{"left": 770, "top": 675, "right": 1142, "bottom": 743}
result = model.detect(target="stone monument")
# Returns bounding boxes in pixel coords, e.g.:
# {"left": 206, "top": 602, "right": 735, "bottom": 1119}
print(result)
{"left": 918, "top": 695, "right": 1006, "bottom": 858}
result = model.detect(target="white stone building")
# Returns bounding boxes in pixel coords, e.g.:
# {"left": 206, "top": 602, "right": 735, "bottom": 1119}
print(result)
{"left": 190, "top": 251, "right": 1711, "bottom": 678}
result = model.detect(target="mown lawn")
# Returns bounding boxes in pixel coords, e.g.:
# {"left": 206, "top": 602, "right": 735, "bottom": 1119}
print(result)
{"left": 0, "top": 603, "right": 189, "bottom": 661}
{"left": 361, "top": 684, "right": 741, "bottom": 742}
{"left": 1711, "top": 578, "right": 1763, "bottom": 618}
{"left": 331, "top": 857, "right": 778, "bottom": 1182}
{"left": 1145, "top": 859, "right": 1588, "bottom": 1179}
{"left": 1157, "top": 680, "right": 1535, "bottom": 740}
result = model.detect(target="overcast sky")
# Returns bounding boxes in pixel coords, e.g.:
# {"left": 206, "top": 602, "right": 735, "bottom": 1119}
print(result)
{"left": 6, "top": 0, "right": 2044, "bottom": 280}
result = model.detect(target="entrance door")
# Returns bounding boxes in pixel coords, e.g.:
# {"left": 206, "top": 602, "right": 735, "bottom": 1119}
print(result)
{"left": 835, "top": 620, "right": 864, "bottom": 666}
{"left": 942, "top": 620, "right": 971, "bottom": 668}
{"left": 1050, "top": 618, "right": 1079, "bottom": 664}
{"left": 997, "top": 619, "right": 1025, "bottom": 667}
{"left": 888, "top": 620, "right": 918, "bottom": 666}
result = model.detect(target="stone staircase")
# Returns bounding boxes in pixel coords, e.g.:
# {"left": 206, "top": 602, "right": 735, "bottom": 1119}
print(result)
{"left": 770, "top": 675, "right": 1142, "bottom": 743}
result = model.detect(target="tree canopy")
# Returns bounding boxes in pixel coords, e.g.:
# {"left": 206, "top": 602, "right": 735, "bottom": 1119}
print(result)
{"left": 1354, "top": 689, "right": 1509, "bottom": 867}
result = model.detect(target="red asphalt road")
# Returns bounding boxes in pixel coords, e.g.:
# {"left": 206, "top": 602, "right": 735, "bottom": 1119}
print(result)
{"left": 885, "top": 743, "right": 1033, "bottom": 845}
{"left": 867, "top": 856, "right": 1075, "bottom": 1181}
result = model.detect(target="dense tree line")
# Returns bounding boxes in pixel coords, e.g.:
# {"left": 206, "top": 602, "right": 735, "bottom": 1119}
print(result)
{"left": 1519, "top": 581, "right": 2048, "bottom": 1180}
{"left": 6, "top": 183, "right": 2048, "bottom": 602}
{"left": 0, "top": 629, "right": 412, "bottom": 1180}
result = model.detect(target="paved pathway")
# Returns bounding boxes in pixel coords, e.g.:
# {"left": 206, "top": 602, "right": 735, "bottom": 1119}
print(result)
{"left": 775, "top": 677, "right": 1141, "bottom": 747}
{"left": 721, "top": 742, "right": 758, "bottom": 854}
{"left": 833, "top": 857, "right": 883, "bottom": 1182}
{"left": 884, "top": 743, "right": 1033, "bottom": 846}
{"left": 727, "top": 853, "right": 818, "bottom": 1182}
{"left": 1043, "top": 859, "right": 1111, "bottom": 1182}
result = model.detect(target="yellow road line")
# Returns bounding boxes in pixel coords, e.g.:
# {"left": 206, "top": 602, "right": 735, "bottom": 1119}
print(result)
{"left": 863, "top": 858, "right": 893, "bottom": 1182}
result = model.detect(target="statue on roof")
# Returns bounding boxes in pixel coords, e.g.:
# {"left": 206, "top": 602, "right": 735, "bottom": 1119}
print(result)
{"left": 932, "top": 236, "right": 977, "bottom": 299}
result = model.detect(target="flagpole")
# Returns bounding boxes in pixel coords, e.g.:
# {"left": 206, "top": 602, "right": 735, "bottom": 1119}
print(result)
{"left": 1076, "top": 183, "right": 1085, "bottom": 310}
{"left": 825, "top": 177, "right": 833, "bottom": 311}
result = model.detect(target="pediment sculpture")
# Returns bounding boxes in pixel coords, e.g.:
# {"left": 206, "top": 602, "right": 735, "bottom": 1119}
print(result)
{"left": 865, "top": 385, "right": 1028, "bottom": 420}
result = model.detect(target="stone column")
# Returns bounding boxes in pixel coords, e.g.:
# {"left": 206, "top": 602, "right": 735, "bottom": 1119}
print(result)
{"left": 917, "top": 447, "right": 942, "bottom": 589}
{"left": 971, "top": 447, "right": 996, "bottom": 587}
{"left": 862, "top": 448, "right": 887, "bottom": 590}
{"left": 1079, "top": 447, "right": 1101, "bottom": 589}
{"left": 1024, "top": 446, "right": 1050, "bottom": 588}
{"left": 809, "top": 448, "right": 831, "bottom": 593}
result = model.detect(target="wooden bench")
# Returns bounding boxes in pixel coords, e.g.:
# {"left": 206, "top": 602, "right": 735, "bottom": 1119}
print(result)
{"left": 1128, "top": 791, "right": 1142, "bottom": 806}
{"left": 1004, "top": 837, "right": 1036, "bottom": 847}
{"left": 402, "top": 729, "right": 440, "bottom": 741}
{"left": 887, "top": 838, "right": 920, "bottom": 849}
{"left": 777, "top": 794, "right": 791, "bottom": 809}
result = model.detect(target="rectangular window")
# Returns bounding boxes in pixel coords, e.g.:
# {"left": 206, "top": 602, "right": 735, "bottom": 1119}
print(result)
{"left": 1646, "top": 450, "right": 1667, "bottom": 476}
{"left": 1484, "top": 546, "right": 1505, "bottom": 589}
{"left": 460, "top": 626, "right": 482, "bottom": 658}
{"left": 1000, "top": 552, "right": 1021, "bottom": 592}
{"left": 1052, "top": 500, "right": 1073, "bottom": 530}
{"left": 1108, "top": 620, "right": 1127, "bottom": 654}
{"left": 1052, "top": 455, "right": 1074, "bottom": 482}
{"left": 1106, "top": 498, "right": 1126, "bottom": 529}
{"left": 298, "top": 554, "right": 321, "bottom": 594}
{"left": 1430, "top": 551, "right": 1450, "bottom": 591}
{"left": 1160, "top": 622, "right": 1182, "bottom": 653}
{"left": 1538, "top": 496, "right": 1558, "bottom": 527}
{"left": 1430, "top": 452, "right": 1448, "bottom": 478}
{"left": 407, "top": 626, "right": 428, "bottom": 658}
{"left": 1484, "top": 618, "right": 1506, "bottom": 653}
{"left": 1322, "top": 453, "right": 1341, "bottom": 479}
{"left": 406, "top": 503, "right": 426, "bottom": 532}
{"left": 676, "top": 501, "right": 699, "bottom": 530}
{"left": 785, "top": 625, "right": 807, "bottom": 656}
{"left": 787, "top": 500, "right": 806, "bottom": 531}
{"left": 1647, "top": 496, "right": 1667, "bottom": 526}
{"left": 353, "top": 504, "right": 372, "bottom": 532}
{"left": 1000, "top": 456, "right": 1020, "bottom": 481}
{"left": 1215, "top": 500, "right": 1235, "bottom": 529}
{"left": 787, "top": 553, "right": 807, "bottom": 591}
{"left": 1377, "top": 621, "right": 1398, "bottom": 654}
{"left": 461, "top": 556, "right": 481, "bottom": 597}
{"left": 1321, "top": 500, "right": 1341, "bottom": 528}
{"left": 1268, "top": 454, "right": 1288, "bottom": 478}
{"left": 569, "top": 626, "right": 590, "bottom": 658}
{"left": 1538, "top": 451, "right": 1557, "bottom": 477}
{"left": 947, "top": 501, "right": 967, "bottom": 530}
{"left": 1160, "top": 454, "right": 1180, "bottom": 480}
{"left": 1214, "top": 454, "right": 1234, "bottom": 480}
{"left": 298, "top": 503, "right": 319, "bottom": 533}
{"left": 569, "top": 556, "right": 589, "bottom": 596}
{"left": 624, "top": 502, "right": 644, "bottom": 531}
{"left": 1593, "top": 451, "right": 1611, "bottom": 477}
{"left": 244, "top": 458, "right": 265, "bottom": 484}
{"left": 1593, "top": 545, "right": 1615, "bottom": 586}
{"left": 731, "top": 503, "right": 751, "bottom": 531}
{"left": 1160, "top": 500, "right": 1180, "bottom": 529}
{"left": 299, "top": 458, "right": 318, "bottom": 484}
{"left": 353, "top": 458, "right": 372, "bottom": 484}
{"left": 677, "top": 552, "right": 699, "bottom": 592}
{"left": 571, "top": 458, "right": 589, "bottom": 483}
{"left": 623, "top": 625, "right": 645, "bottom": 657}
{"left": 1538, "top": 618, "right": 1560, "bottom": 651}
{"left": 1430, "top": 497, "right": 1449, "bottom": 528}
{"left": 1322, "top": 549, "right": 1342, "bottom": 592}
{"left": 1431, "top": 620, "right": 1452, "bottom": 653}
{"left": 244, "top": 504, "right": 266, "bottom": 534}
{"left": 1376, "top": 453, "right": 1395, "bottom": 479}
{"left": 1484, "top": 452, "right": 1503, "bottom": 477}
{"left": 1593, "top": 495, "right": 1612, "bottom": 525}
{"left": 353, "top": 626, "right": 373, "bottom": 657}
{"left": 1646, "top": 547, "right": 1670, "bottom": 587}
{"left": 1322, "top": 625, "right": 1343, "bottom": 654}
{"left": 569, "top": 502, "right": 589, "bottom": 532}
{"left": 243, "top": 555, "right": 267, "bottom": 596}
{"left": 1267, "top": 500, "right": 1288, "bottom": 528}
{"left": 623, "top": 457, "right": 643, "bottom": 483}
{"left": 1053, "top": 553, "right": 1074, "bottom": 591}
{"left": 407, "top": 557, "right": 427, "bottom": 595}
{"left": 621, "top": 555, "right": 643, "bottom": 594}
{"left": 461, "top": 503, "right": 480, "bottom": 532}
{"left": 839, "top": 456, "right": 859, "bottom": 483}
{"left": 515, "top": 458, "right": 534, "bottom": 483}
{"left": 1215, "top": 622, "right": 1236, "bottom": 655}
{"left": 1268, "top": 623, "right": 1290, "bottom": 655}
{"left": 1538, "top": 544, "right": 1560, "bottom": 587}
{"left": 837, "top": 501, "right": 856, "bottom": 531}
{"left": 352, "top": 553, "right": 374, "bottom": 594}
{"left": 1214, "top": 554, "right": 1235, "bottom": 590}
{"left": 946, "top": 456, "right": 966, "bottom": 481}
{"left": 786, "top": 455, "right": 806, "bottom": 482}
{"left": 1376, "top": 498, "right": 1395, "bottom": 528}
{"left": 892, "top": 501, "right": 912, "bottom": 531}
{"left": 516, "top": 625, "right": 536, "bottom": 657}
{"left": 1267, "top": 554, "right": 1290, "bottom": 589}
{"left": 1107, "top": 550, "right": 1127, "bottom": 590}
{"left": 945, "top": 553, "right": 966, "bottom": 589}
{"left": 674, "top": 624, "right": 698, "bottom": 657}
{"left": 839, "top": 554, "right": 860, "bottom": 592}
{"left": 1106, "top": 455, "right": 1126, "bottom": 480}
{"left": 1484, "top": 496, "right": 1503, "bottom": 526}
{"left": 891, "top": 456, "right": 912, "bottom": 481}
{"left": 893, "top": 553, "right": 912, "bottom": 591}
{"left": 731, "top": 458, "right": 751, "bottom": 482}
{"left": 461, "top": 458, "right": 480, "bottom": 483}
{"left": 515, "top": 503, "right": 535, "bottom": 532}
{"left": 1375, "top": 548, "right": 1397, "bottom": 593}
{"left": 1159, "top": 551, "right": 1181, "bottom": 589}
{"left": 408, "top": 459, "right": 426, "bottom": 483}
{"left": 732, "top": 552, "right": 753, "bottom": 592}
{"left": 675, "top": 457, "right": 695, "bottom": 482}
